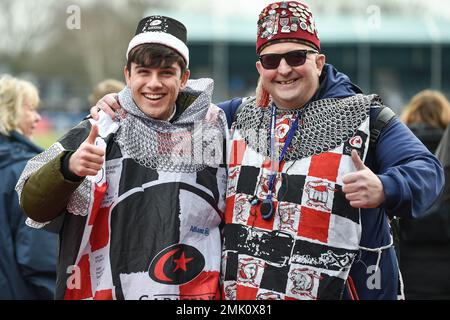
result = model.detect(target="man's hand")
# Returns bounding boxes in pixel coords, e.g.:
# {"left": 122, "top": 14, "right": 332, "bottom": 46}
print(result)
{"left": 90, "top": 93, "right": 121, "bottom": 120}
{"left": 342, "top": 149, "right": 385, "bottom": 209}
{"left": 69, "top": 124, "right": 105, "bottom": 177}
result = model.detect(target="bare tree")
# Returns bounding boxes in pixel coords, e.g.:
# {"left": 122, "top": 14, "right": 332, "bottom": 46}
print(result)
{"left": 49, "top": 0, "right": 175, "bottom": 85}
{"left": 0, "top": 0, "right": 58, "bottom": 57}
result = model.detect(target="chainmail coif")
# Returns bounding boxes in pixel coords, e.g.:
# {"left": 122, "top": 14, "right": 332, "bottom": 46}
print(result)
{"left": 234, "top": 94, "right": 381, "bottom": 161}
{"left": 115, "top": 78, "right": 227, "bottom": 173}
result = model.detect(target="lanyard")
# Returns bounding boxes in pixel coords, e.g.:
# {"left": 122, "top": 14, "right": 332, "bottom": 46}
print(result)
{"left": 260, "top": 104, "right": 302, "bottom": 220}
{"left": 267, "top": 104, "right": 301, "bottom": 198}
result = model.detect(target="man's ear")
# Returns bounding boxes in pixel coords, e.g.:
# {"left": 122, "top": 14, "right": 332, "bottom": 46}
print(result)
{"left": 256, "top": 61, "right": 264, "bottom": 76}
{"left": 316, "top": 54, "right": 326, "bottom": 76}
{"left": 180, "top": 69, "right": 191, "bottom": 90}
{"left": 124, "top": 66, "right": 131, "bottom": 87}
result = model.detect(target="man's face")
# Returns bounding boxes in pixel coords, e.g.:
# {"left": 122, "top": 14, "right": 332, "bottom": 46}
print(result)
{"left": 124, "top": 61, "right": 190, "bottom": 120}
{"left": 256, "top": 42, "right": 325, "bottom": 109}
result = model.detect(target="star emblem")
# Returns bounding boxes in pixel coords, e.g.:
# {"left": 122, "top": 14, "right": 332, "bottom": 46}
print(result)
{"left": 173, "top": 252, "right": 194, "bottom": 272}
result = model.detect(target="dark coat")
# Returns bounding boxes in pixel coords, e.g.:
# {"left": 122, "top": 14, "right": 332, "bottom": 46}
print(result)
{"left": 0, "top": 131, "right": 57, "bottom": 299}
{"left": 399, "top": 123, "right": 450, "bottom": 300}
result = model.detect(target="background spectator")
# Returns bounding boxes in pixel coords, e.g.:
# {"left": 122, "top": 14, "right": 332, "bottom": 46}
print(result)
{"left": 88, "top": 79, "right": 125, "bottom": 107}
{"left": 399, "top": 89, "right": 450, "bottom": 300}
{"left": 0, "top": 75, "right": 57, "bottom": 300}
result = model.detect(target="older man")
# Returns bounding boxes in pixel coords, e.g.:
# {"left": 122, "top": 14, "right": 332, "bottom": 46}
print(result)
{"left": 218, "top": 1, "right": 443, "bottom": 300}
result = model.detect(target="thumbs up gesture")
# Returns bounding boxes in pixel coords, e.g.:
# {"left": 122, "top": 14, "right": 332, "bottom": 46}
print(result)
{"left": 342, "top": 150, "right": 385, "bottom": 209}
{"left": 69, "top": 124, "right": 105, "bottom": 177}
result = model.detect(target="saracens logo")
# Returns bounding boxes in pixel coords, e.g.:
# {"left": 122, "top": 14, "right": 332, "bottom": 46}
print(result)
{"left": 148, "top": 244, "right": 205, "bottom": 285}
{"left": 276, "top": 118, "right": 291, "bottom": 143}
{"left": 349, "top": 136, "right": 363, "bottom": 149}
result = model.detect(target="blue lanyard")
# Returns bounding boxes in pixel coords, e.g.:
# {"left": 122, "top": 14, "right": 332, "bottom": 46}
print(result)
{"left": 266, "top": 104, "right": 301, "bottom": 200}
{"left": 259, "top": 104, "right": 302, "bottom": 220}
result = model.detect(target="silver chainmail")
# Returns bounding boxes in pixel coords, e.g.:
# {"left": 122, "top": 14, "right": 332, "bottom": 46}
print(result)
{"left": 67, "top": 178, "right": 92, "bottom": 216}
{"left": 234, "top": 94, "right": 380, "bottom": 161}
{"left": 114, "top": 78, "right": 227, "bottom": 173}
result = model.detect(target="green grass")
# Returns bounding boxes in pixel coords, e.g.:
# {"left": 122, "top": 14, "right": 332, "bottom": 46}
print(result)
{"left": 32, "top": 131, "right": 63, "bottom": 149}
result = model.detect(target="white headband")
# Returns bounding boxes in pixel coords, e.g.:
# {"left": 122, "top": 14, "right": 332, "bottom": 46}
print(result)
{"left": 126, "top": 32, "right": 190, "bottom": 68}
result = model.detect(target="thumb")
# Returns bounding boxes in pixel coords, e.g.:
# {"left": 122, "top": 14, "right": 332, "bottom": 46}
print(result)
{"left": 351, "top": 149, "right": 366, "bottom": 171}
{"left": 86, "top": 123, "right": 99, "bottom": 145}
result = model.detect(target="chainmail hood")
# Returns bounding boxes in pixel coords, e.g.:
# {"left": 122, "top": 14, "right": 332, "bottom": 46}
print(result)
{"left": 115, "top": 78, "right": 227, "bottom": 172}
{"left": 234, "top": 94, "right": 381, "bottom": 161}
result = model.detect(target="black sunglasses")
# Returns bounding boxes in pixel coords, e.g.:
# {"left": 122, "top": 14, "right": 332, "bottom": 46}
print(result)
{"left": 258, "top": 49, "right": 319, "bottom": 70}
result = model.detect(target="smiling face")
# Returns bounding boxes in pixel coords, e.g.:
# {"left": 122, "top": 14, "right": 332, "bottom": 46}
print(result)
{"left": 256, "top": 42, "right": 325, "bottom": 109}
{"left": 124, "top": 62, "right": 189, "bottom": 120}
{"left": 124, "top": 44, "right": 190, "bottom": 120}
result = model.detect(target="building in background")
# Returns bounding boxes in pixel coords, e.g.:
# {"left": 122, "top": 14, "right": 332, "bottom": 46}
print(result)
{"left": 1, "top": 0, "right": 449, "bottom": 139}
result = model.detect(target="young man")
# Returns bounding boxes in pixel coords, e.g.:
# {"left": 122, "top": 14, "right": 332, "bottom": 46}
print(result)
{"left": 91, "top": 2, "right": 444, "bottom": 300}
{"left": 16, "top": 16, "right": 228, "bottom": 300}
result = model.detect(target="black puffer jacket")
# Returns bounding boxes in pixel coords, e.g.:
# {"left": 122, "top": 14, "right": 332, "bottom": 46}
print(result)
{"left": 399, "top": 123, "right": 450, "bottom": 300}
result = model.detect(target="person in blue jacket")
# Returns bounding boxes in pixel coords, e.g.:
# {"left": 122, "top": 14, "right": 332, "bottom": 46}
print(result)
{"left": 0, "top": 75, "right": 57, "bottom": 299}
{"left": 218, "top": 1, "right": 443, "bottom": 300}
{"left": 90, "top": 1, "right": 443, "bottom": 300}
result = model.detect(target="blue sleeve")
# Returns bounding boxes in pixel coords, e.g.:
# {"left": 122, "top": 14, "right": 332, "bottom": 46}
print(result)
{"left": 14, "top": 200, "right": 58, "bottom": 298}
{"left": 9, "top": 165, "right": 58, "bottom": 299}
{"left": 373, "top": 117, "right": 444, "bottom": 219}
{"left": 217, "top": 98, "right": 243, "bottom": 129}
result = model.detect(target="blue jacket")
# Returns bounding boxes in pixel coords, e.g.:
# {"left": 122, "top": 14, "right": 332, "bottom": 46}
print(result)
{"left": 0, "top": 131, "right": 57, "bottom": 299}
{"left": 218, "top": 64, "right": 444, "bottom": 300}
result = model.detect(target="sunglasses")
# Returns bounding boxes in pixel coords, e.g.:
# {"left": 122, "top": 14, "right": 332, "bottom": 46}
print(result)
{"left": 258, "top": 49, "right": 319, "bottom": 70}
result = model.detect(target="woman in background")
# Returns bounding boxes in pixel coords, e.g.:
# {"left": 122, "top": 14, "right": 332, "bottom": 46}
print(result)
{"left": 0, "top": 75, "right": 57, "bottom": 299}
{"left": 401, "top": 90, "right": 450, "bottom": 151}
